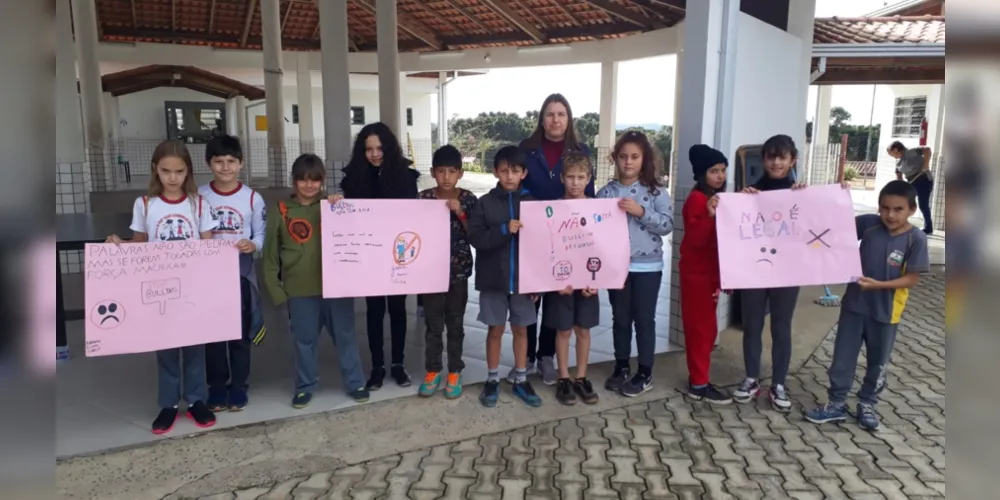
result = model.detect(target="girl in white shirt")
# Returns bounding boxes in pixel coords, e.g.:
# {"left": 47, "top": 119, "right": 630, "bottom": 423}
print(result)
{"left": 107, "top": 140, "right": 219, "bottom": 435}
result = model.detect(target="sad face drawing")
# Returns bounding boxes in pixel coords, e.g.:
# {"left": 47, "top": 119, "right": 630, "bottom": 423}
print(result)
{"left": 91, "top": 300, "right": 126, "bottom": 329}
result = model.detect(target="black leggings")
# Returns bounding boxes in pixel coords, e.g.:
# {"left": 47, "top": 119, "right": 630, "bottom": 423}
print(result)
{"left": 366, "top": 295, "right": 407, "bottom": 367}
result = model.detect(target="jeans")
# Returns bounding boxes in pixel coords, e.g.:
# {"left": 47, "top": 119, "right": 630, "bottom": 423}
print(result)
{"left": 526, "top": 297, "right": 557, "bottom": 362}
{"left": 740, "top": 286, "right": 800, "bottom": 386}
{"left": 827, "top": 309, "right": 898, "bottom": 405}
{"left": 157, "top": 345, "right": 207, "bottom": 409}
{"left": 288, "top": 296, "right": 366, "bottom": 393}
{"left": 421, "top": 279, "right": 468, "bottom": 373}
{"left": 607, "top": 271, "right": 662, "bottom": 370}
{"left": 366, "top": 295, "right": 408, "bottom": 367}
{"left": 206, "top": 277, "right": 252, "bottom": 391}
{"left": 912, "top": 174, "right": 934, "bottom": 233}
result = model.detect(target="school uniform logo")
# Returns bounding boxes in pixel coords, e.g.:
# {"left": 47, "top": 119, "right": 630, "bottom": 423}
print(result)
{"left": 154, "top": 214, "right": 196, "bottom": 241}
{"left": 887, "top": 249, "right": 905, "bottom": 267}
{"left": 212, "top": 205, "right": 245, "bottom": 235}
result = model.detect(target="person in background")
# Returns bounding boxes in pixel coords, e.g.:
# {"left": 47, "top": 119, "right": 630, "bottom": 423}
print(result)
{"left": 888, "top": 140, "right": 934, "bottom": 234}
{"left": 416, "top": 145, "right": 478, "bottom": 399}
{"left": 106, "top": 140, "right": 219, "bottom": 434}
{"left": 199, "top": 135, "right": 267, "bottom": 413}
{"left": 517, "top": 93, "right": 595, "bottom": 386}
{"left": 337, "top": 122, "right": 420, "bottom": 390}
{"left": 597, "top": 130, "right": 673, "bottom": 397}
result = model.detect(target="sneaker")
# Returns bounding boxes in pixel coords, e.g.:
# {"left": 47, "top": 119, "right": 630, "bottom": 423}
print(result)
{"left": 856, "top": 403, "right": 880, "bottom": 432}
{"left": 555, "top": 378, "right": 577, "bottom": 406}
{"left": 291, "top": 392, "right": 313, "bottom": 409}
{"left": 480, "top": 380, "right": 500, "bottom": 408}
{"left": 805, "top": 401, "right": 848, "bottom": 424}
{"left": 621, "top": 372, "right": 653, "bottom": 397}
{"left": 506, "top": 360, "right": 536, "bottom": 384}
{"left": 604, "top": 364, "right": 630, "bottom": 392}
{"left": 573, "top": 378, "right": 600, "bottom": 405}
{"left": 228, "top": 388, "right": 248, "bottom": 412}
{"left": 512, "top": 381, "right": 543, "bottom": 407}
{"left": 391, "top": 364, "right": 412, "bottom": 387}
{"left": 151, "top": 407, "right": 179, "bottom": 435}
{"left": 419, "top": 372, "right": 442, "bottom": 397}
{"left": 186, "top": 401, "right": 217, "bottom": 429}
{"left": 770, "top": 384, "right": 792, "bottom": 412}
{"left": 366, "top": 366, "right": 386, "bottom": 391}
{"left": 207, "top": 387, "right": 228, "bottom": 412}
{"left": 351, "top": 387, "right": 370, "bottom": 403}
{"left": 687, "top": 383, "right": 733, "bottom": 405}
{"left": 445, "top": 372, "right": 462, "bottom": 399}
{"left": 538, "top": 356, "right": 558, "bottom": 386}
{"left": 733, "top": 378, "right": 761, "bottom": 404}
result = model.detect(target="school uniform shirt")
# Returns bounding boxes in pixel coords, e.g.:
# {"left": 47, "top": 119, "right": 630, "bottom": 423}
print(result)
{"left": 198, "top": 182, "right": 266, "bottom": 250}
{"left": 841, "top": 214, "right": 930, "bottom": 325}
{"left": 130, "top": 194, "right": 217, "bottom": 240}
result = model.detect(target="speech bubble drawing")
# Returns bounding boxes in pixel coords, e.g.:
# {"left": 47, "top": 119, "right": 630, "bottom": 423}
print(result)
{"left": 141, "top": 278, "right": 182, "bottom": 315}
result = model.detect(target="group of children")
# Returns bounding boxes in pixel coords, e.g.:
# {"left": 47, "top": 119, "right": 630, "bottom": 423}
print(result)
{"left": 106, "top": 123, "right": 928, "bottom": 435}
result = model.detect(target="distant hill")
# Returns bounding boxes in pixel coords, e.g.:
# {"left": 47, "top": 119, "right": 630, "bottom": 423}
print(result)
{"left": 617, "top": 123, "right": 668, "bottom": 131}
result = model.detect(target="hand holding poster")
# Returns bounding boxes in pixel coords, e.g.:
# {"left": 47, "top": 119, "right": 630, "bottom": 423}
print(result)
{"left": 518, "top": 199, "right": 630, "bottom": 293}
{"left": 321, "top": 199, "right": 450, "bottom": 298}
{"left": 84, "top": 240, "right": 242, "bottom": 356}
{"left": 716, "top": 184, "right": 862, "bottom": 289}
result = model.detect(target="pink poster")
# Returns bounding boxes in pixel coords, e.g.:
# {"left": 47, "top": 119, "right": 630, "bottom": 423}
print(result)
{"left": 321, "top": 199, "right": 451, "bottom": 298}
{"left": 518, "top": 199, "right": 630, "bottom": 293}
{"left": 716, "top": 184, "right": 863, "bottom": 289}
{"left": 84, "top": 240, "right": 242, "bottom": 356}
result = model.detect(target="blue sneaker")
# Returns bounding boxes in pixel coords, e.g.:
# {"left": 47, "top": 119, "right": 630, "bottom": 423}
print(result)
{"left": 444, "top": 372, "right": 463, "bottom": 400}
{"left": 228, "top": 388, "right": 248, "bottom": 412}
{"left": 512, "top": 381, "right": 542, "bottom": 407}
{"left": 207, "top": 387, "right": 228, "bottom": 412}
{"left": 419, "top": 372, "right": 442, "bottom": 397}
{"left": 805, "top": 402, "right": 848, "bottom": 424}
{"left": 856, "top": 403, "right": 880, "bottom": 432}
{"left": 480, "top": 380, "right": 500, "bottom": 408}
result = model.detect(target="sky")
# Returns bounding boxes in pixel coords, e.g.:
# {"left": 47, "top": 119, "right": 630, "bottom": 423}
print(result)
{"left": 432, "top": 0, "right": 900, "bottom": 127}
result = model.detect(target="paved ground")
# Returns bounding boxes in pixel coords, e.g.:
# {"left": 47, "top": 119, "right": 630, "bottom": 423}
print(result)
{"left": 196, "top": 271, "right": 945, "bottom": 500}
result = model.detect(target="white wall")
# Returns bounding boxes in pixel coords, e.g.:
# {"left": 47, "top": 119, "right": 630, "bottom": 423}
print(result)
{"left": 872, "top": 84, "right": 944, "bottom": 191}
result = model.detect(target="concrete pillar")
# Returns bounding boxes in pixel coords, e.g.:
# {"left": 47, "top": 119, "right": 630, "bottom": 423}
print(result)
{"left": 261, "top": 0, "right": 287, "bottom": 187}
{"left": 376, "top": 0, "right": 402, "bottom": 136}
{"left": 225, "top": 97, "right": 237, "bottom": 136}
{"left": 787, "top": 0, "right": 817, "bottom": 152}
{"left": 668, "top": 0, "right": 737, "bottom": 345}
{"left": 318, "top": 0, "right": 352, "bottom": 193}
{"left": 296, "top": 52, "right": 316, "bottom": 154}
{"left": 71, "top": 0, "right": 113, "bottom": 191}
{"left": 809, "top": 85, "right": 833, "bottom": 185}
{"left": 437, "top": 71, "right": 450, "bottom": 146}
{"left": 930, "top": 83, "right": 946, "bottom": 231}
{"left": 597, "top": 61, "right": 619, "bottom": 156}
{"left": 57, "top": 0, "right": 88, "bottom": 216}
{"left": 234, "top": 96, "right": 249, "bottom": 146}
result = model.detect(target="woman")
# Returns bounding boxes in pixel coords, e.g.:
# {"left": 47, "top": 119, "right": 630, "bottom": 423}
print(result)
{"left": 888, "top": 140, "right": 934, "bottom": 234}
{"left": 516, "top": 93, "right": 595, "bottom": 386}
{"left": 340, "top": 122, "right": 420, "bottom": 390}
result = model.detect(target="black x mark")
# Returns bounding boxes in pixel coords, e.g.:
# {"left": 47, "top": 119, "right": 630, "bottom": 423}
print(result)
{"left": 807, "top": 229, "right": 831, "bottom": 248}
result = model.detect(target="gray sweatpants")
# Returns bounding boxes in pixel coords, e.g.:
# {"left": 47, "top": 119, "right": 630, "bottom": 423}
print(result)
{"left": 740, "top": 286, "right": 800, "bottom": 386}
{"left": 827, "top": 309, "right": 898, "bottom": 406}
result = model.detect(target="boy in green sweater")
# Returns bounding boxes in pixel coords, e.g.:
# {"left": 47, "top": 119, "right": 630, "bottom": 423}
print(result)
{"left": 263, "top": 154, "right": 369, "bottom": 408}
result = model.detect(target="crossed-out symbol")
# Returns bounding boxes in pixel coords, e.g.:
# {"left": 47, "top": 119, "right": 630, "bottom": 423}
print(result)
{"left": 807, "top": 229, "right": 831, "bottom": 248}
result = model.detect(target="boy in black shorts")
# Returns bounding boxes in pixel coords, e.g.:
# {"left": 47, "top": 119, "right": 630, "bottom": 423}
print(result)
{"left": 468, "top": 146, "right": 541, "bottom": 408}
{"left": 547, "top": 152, "right": 601, "bottom": 405}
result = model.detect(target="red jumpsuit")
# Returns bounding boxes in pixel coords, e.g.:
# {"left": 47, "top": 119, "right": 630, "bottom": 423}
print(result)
{"left": 678, "top": 189, "right": 721, "bottom": 386}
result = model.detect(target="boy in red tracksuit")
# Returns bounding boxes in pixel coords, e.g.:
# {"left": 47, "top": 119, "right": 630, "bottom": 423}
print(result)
{"left": 679, "top": 144, "right": 733, "bottom": 404}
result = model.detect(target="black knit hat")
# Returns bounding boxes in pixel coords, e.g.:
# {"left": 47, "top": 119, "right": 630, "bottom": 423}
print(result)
{"left": 689, "top": 144, "right": 728, "bottom": 181}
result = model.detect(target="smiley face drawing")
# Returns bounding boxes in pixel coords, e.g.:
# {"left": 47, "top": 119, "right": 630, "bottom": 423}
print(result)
{"left": 756, "top": 247, "right": 778, "bottom": 265}
{"left": 91, "top": 300, "right": 126, "bottom": 329}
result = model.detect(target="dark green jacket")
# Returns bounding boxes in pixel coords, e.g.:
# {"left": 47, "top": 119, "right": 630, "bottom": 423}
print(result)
{"left": 262, "top": 195, "right": 324, "bottom": 304}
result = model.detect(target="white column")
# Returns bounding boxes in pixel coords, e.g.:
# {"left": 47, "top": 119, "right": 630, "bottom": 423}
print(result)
{"left": 102, "top": 92, "right": 120, "bottom": 143}
{"left": 399, "top": 73, "right": 410, "bottom": 155}
{"left": 72, "top": 0, "right": 113, "bottom": 191}
{"left": 225, "top": 98, "right": 238, "bottom": 136}
{"left": 318, "top": 0, "right": 352, "bottom": 193}
{"left": 930, "top": 83, "right": 946, "bottom": 231}
{"left": 810, "top": 84, "right": 833, "bottom": 185}
{"left": 376, "top": 0, "right": 402, "bottom": 135}
{"left": 787, "top": 0, "right": 817, "bottom": 152}
{"left": 234, "top": 96, "right": 249, "bottom": 145}
{"left": 597, "top": 61, "right": 619, "bottom": 155}
{"left": 437, "top": 71, "right": 449, "bottom": 146}
{"left": 296, "top": 52, "right": 316, "bottom": 154}
{"left": 261, "top": 0, "right": 287, "bottom": 186}
{"left": 57, "top": 0, "right": 88, "bottom": 215}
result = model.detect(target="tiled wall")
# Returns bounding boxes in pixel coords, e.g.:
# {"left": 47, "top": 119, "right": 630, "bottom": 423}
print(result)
{"left": 56, "top": 161, "right": 90, "bottom": 274}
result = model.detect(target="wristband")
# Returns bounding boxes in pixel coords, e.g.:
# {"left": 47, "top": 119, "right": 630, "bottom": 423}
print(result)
{"left": 458, "top": 212, "right": 468, "bottom": 221}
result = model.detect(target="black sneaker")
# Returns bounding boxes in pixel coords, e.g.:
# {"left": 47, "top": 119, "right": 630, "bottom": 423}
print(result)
{"left": 366, "top": 366, "right": 386, "bottom": 391}
{"left": 351, "top": 387, "right": 370, "bottom": 403}
{"left": 573, "top": 378, "right": 600, "bottom": 405}
{"left": 291, "top": 392, "right": 312, "bottom": 409}
{"left": 207, "top": 386, "right": 228, "bottom": 412}
{"left": 555, "top": 378, "right": 577, "bottom": 406}
{"left": 604, "top": 364, "right": 630, "bottom": 392}
{"left": 151, "top": 407, "right": 178, "bottom": 435}
{"left": 390, "top": 364, "right": 412, "bottom": 387}
{"left": 733, "top": 378, "right": 761, "bottom": 404}
{"left": 621, "top": 372, "right": 652, "bottom": 397}
{"left": 687, "top": 383, "right": 733, "bottom": 405}
{"left": 186, "top": 401, "right": 217, "bottom": 429}
{"left": 480, "top": 380, "right": 500, "bottom": 408}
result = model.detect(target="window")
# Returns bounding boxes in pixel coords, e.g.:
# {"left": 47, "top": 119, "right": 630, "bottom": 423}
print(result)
{"left": 351, "top": 106, "right": 365, "bottom": 125}
{"left": 892, "top": 96, "right": 926, "bottom": 137}
{"left": 406, "top": 108, "right": 413, "bottom": 126}
{"left": 292, "top": 104, "right": 299, "bottom": 124}
{"left": 164, "top": 101, "right": 226, "bottom": 144}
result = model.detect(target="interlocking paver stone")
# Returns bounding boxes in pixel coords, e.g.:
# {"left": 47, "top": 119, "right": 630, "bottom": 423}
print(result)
{"left": 222, "top": 272, "right": 945, "bottom": 500}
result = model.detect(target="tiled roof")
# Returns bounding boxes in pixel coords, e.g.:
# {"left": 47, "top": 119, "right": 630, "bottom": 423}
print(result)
{"left": 813, "top": 16, "right": 945, "bottom": 45}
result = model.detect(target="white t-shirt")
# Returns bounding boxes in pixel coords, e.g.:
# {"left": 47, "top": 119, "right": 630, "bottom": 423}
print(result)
{"left": 198, "top": 182, "right": 266, "bottom": 249}
{"left": 129, "top": 194, "right": 218, "bottom": 241}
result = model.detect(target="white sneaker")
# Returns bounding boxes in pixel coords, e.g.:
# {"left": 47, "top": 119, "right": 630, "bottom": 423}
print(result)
{"left": 538, "top": 356, "right": 558, "bottom": 386}
{"left": 770, "top": 384, "right": 792, "bottom": 412}
{"left": 733, "top": 378, "right": 761, "bottom": 404}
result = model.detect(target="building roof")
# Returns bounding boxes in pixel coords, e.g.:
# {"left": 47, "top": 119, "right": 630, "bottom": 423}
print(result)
{"left": 813, "top": 16, "right": 945, "bottom": 45}
{"left": 101, "top": 65, "right": 267, "bottom": 99}
{"left": 865, "top": 0, "right": 944, "bottom": 18}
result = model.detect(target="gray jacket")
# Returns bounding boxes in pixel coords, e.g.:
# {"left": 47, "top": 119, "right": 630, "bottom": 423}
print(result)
{"left": 597, "top": 179, "right": 674, "bottom": 265}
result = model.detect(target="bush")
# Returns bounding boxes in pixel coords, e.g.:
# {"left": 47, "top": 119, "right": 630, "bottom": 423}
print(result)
{"left": 843, "top": 166, "right": 859, "bottom": 181}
